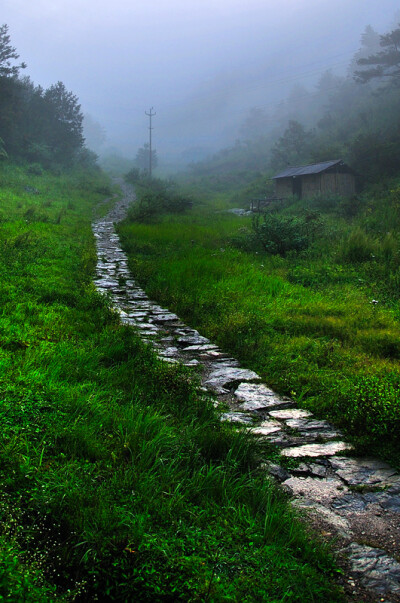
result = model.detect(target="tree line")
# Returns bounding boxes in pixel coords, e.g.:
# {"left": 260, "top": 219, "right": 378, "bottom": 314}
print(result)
{"left": 188, "top": 19, "right": 400, "bottom": 187}
{"left": 0, "top": 24, "right": 95, "bottom": 169}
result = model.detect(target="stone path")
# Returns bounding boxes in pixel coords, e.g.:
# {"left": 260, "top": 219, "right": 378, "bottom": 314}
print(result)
{"left": 93, "top": 183, "right": 400, "bottom": 601}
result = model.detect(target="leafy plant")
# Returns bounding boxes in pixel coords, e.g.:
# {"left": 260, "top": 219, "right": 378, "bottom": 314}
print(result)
{"left": 252, "top": 213, "right": 310, "bottom": 256}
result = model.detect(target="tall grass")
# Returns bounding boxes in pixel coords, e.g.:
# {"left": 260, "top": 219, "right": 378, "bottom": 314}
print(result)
{"left": 0, "top": 162, "right": 343, "bottom": 600}
{"left": 118, "top": 181, "right": 400, "bottom": 466}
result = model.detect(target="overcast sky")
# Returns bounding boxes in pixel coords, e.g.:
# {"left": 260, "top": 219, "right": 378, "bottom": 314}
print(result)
{"left": 3, "top": 0, "right": 400, "bottom": 158}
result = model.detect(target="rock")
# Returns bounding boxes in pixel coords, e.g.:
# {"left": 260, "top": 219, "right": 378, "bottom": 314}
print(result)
{"left": 182, "top": 344, "right": 219, "bottom": 352}
{"left": 220, "top": 412, "right": 254, "bottom": 424}
{"left": 234, "top": 382, "right": 293, "bottom": 411}
{"left": 94, "top": 278, "right": 119, "bottom": 289}
{"left": 331, "top": 493, "right": 369, "bottom": 513}
{"left": 127, "top": 311, "right": 148, "bottom": 319}
{"left": 292, "top": 499, "right": 352, "bottom": 538}
{"left": 177, "top": 333, "right": 210, "bottom": 346}
{"left": 344, "top": 543, "right": 400, "bottom": 595}
{"left": 151, "top": 313, "right": 180, "bottom": 323}
{"left": 329, "top": 457, "right": 400, "bottom": 488}
{"left": 248, "top": 420, "right": 282, "bottom": 436}
{"left": 158, "top": 346, "right": 180, "bottom": 357}
{"left": 203, "top": 367, "right": 261, "bottom": 394}
{"left": 136, "top": 322, "right": 159, "bottom": 331}
{"left": 285, "top": 418, "right": 334, "bottom": 431}
{"left": 378, "top": 491, "right": 400, "bottom": 513}
{"left": 282, "top": 476, "right": 348, "bottom": 502}
{"left": 291, "top": 462, "right": 329, "bottom": 478}
{"left": 281, "top": 441, "right": 353, "bottom": 459}
{"left": 285, "top": 418, "right": 342, "bottom": 441}
{"left": 263, "top": 462, "right": 291, "bottom": 482}
{"left": 269, "top": 408, "right": 312, "bottom": 420}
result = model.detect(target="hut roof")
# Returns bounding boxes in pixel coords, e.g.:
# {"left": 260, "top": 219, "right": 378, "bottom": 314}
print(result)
{"left": 272, "top": 159, "right": 343, "bottom": 179}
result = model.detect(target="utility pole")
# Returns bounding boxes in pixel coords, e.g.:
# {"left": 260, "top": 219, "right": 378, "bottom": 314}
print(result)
{"left": 145, "top": 107, "right": 156, "bottom": 178}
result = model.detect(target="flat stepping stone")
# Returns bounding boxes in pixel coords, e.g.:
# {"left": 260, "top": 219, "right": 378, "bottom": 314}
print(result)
{"left": 292, "top": 462, "right": 329, "bottom": 478}
{"left": 202, "top": 350, "right": 228, "bottom": 358}
{"left": 285, "top": 418, "right": 334, "bottom": 431}
{"left": 204, "top": 367, "right": 261, "bottom": 394}
{"left": 177, "top": 333, "right": 210, "bottom": 346}
{"left": 136, "top": 322, "right": 159, "bottom": 330}
{"left": 182, "top": 344, "right": 219, "bottom": 352}
{"left": 151, "top": 313, "right": 180, "bottom": 323}
{"left": 220, "top": 412, "right": 254, "bottom": 424}
{"left": 234, "top": 382, "right": 293, "bottom": 411}
{"left": 329, "top": 457, "right": 400, "bottom": 488}
{"left": 120, "top": 317, "right": 139, "bottom": 326}
{"left": 293, "top": 499, "right": 352, "bottom": 538}
{"left": 281, "top": 441, "right": 353, "bottom": 458}
{"left": 269, "top": 408, "right": 312, "bottom": 420}
{"left": 285, "top": 418, "right": 342, "bottom": 441}
{"left": 94, "top": 279, "right": 119, "bottom": 288}
{"left": 282, "top": 476, "right": 348, "bottom": 502}
{"left": 265, "top": 432, "right": 313, "bottom": 448}
{"left": 248, "top": 420, "right": 282, "bottom": 436}
{"left": 344, "top": 543, "right": 400, "bottom": 595}
{"left": 158, "top": 346, "right": 180, "bottom": 357}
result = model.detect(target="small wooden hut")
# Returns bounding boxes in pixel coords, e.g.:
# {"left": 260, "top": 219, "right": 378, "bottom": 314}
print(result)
{"left": 272, "top": 159, "right": 355, "bottom": 199}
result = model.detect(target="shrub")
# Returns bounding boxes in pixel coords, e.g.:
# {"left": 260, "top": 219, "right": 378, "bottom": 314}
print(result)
{"left": 251, "top": 213, "right": 311, "bottom": 256}
{"left": 127, "top": 179, "right": 193, "bottom": 223}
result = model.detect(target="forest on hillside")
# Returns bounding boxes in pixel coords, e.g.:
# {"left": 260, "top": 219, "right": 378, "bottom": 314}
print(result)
{"left": 0, "top": 24, "right": 96, "bottom": 170}
{"left": 184, "top": 20, "right": 400, "bottom": 193}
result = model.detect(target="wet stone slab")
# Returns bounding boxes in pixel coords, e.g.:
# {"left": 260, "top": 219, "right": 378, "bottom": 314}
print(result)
{"left": 176, "top": 334, "right": 210, "bottom": 346}
{"left": 344, "top": 543, "right": 400, "bottom": 595}
{"left": 329, "top": 457, "right": 400, "bottom": 488}
{"left": 282, "top": 476, "right": 348, "bottom": 502}
{"left": 292, "top": 499, "right": 352, "bottom": 539}
{"left": 233, "top": 382, "right": 293, "bottom": 411}
{"left": 182, "top": 344, "right": 220, "bottom": 352}
{"left": 220, "top": 412, "right": 254, "bottom": 424}
{"left": 281, "top": 441, "right": 353, "bottom": 458}
{"left": 248, "top": 420, "right": 283, "bottom": 436}
{"left": 291, "top": 462, "right": 329, "bottom": 478}
{"left": 204, "top": 367, "right": 261, "bottom": 394}
{"left": 269, "top": 408, "right": 312, "bottom": 420}
{"left": 151, "top": 313, "right": 180, "bottom": 323}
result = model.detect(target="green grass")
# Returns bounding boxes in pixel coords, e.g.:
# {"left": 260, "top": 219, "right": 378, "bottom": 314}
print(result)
{"left": 0, "top": 162, "right": 344, "bottom": 600}
{"left": 118, "top": 181, "right": 400, "bottom": 467}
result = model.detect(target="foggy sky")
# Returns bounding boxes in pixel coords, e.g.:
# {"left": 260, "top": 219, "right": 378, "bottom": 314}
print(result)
{"left": 3, "top": 0, "right": 400, "bottom": 159}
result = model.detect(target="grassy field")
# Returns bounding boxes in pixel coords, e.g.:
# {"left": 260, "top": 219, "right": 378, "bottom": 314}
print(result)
{"left": 118, "top": 177, "right": 400, "bottom": 468}
{"left": 0, "top": 163, "right": 344, "bottom": 601}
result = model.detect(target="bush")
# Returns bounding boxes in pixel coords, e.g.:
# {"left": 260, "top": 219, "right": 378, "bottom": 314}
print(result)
{"left": 251, "top": 213, "right": 311, "bottom": 256}
{"left": 127, "top": 178, "right": 193, "bottom": 222}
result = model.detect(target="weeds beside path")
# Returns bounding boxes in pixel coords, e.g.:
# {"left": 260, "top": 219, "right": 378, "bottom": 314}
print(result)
{"left": 0, "top": 164, "right": 343, "bottom": 601}
{"left": 117, "top": 185, "right": 400, "bottom": 468}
